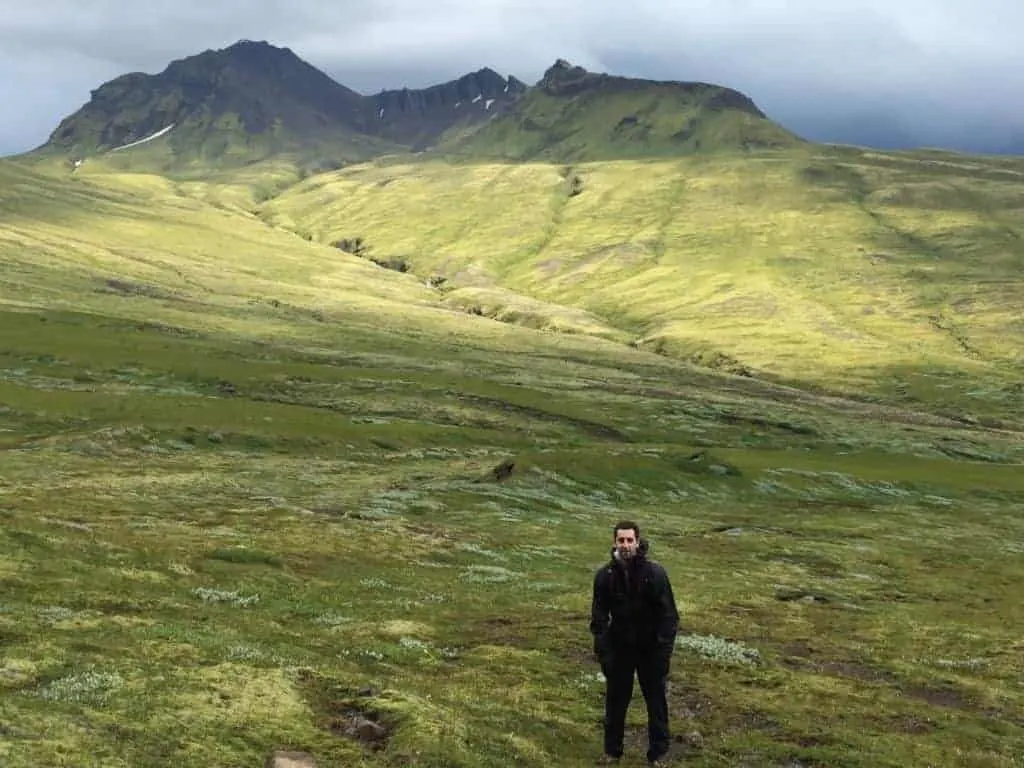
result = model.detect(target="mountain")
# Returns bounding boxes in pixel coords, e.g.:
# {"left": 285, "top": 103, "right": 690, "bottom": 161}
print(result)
{"left": 35, "top": 41, "right": 798, "bottom": 169}
{"left": 37, "top": 40, "right": 527, "bottom": 168}
{"left": 434, "top": 58, "right": 804, "bottom": 161}
{"left": 42, "top": 40, "right": 404, "bottom": 166}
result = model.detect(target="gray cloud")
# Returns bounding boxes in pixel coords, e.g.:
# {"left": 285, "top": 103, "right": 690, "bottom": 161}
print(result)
{"left": 2, "top": 0, "right": 1022, "bottom": 155}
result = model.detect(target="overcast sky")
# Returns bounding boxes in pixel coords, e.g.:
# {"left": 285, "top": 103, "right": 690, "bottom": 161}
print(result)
{"left": 2, "top": 0, "right": 1022, "bottom": 156}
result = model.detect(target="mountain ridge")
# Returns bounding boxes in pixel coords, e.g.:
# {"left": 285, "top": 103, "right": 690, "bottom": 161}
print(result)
{"left": 368, "top": 65, "right": 528, "bottom": 150}
{"left": 435, "top": 57, "right": 802, "bottom": 161}
{"left": 34, "top": 39, "right": 799, "bottom": 167}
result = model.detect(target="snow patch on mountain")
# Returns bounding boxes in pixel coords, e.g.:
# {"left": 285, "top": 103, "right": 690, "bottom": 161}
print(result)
{"left": 110, "top": 124, "right": 175, "bottom": 152}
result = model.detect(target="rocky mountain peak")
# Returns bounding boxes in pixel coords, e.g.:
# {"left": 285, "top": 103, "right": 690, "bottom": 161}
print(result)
{"left": 370, "top": 66, "right": 527, "bottom": 148}
{"left": 539, "top": 59, "right": 591, "bottom": 95}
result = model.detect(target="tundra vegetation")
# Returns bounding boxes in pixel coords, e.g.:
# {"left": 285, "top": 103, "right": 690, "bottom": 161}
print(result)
{"left": 1, "top": 107, "right": 1023, "bottom": 767}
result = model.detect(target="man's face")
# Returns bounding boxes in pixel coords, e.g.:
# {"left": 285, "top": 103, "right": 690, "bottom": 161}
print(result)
{"left": 614, "top": 527, "right": 638, "bottom": 558}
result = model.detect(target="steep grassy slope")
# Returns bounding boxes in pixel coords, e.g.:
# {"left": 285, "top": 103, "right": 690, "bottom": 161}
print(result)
{"left": 0, "top": 158, "right": 438, "bottom": 325}
{"left": 262, "top": 145, "right": 1024, "bottom": 423}
{"left": 2, "top": 156, "right": 1023, "bottom": 767}
{"left": 32, "top": 110, "right": 404, "bottom": 178}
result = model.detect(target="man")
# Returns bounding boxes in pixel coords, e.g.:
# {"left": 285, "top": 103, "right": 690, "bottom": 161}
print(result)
{"left": 590, "top": 520, "right": 679, "bottom": 765}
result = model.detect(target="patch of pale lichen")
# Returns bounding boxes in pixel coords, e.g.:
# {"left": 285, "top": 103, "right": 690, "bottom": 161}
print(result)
{"left": 170, "top": 664, "right": 311, "bottom": 725}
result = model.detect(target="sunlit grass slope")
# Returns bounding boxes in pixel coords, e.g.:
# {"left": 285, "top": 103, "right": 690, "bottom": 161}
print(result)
{"left": 2, "top": 153, "right": 1023, "bottom": 767}
{"left": 263, "top": 145, "right": 1024, "bottom": 422}
{"left": 0, "top": 157, "right": 440, "bottom": 327}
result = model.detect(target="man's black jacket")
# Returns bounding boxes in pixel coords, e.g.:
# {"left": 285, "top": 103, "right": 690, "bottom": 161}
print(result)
{"left": 589, "top": 538, "right": 679, "bottom": 662}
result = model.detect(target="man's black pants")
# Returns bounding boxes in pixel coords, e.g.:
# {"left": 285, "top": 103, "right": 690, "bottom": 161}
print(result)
{"left": 600, "top": 647, "right": 670, "bottom": 761}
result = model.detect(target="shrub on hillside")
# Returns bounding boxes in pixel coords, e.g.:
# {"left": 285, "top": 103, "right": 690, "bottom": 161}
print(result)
{"left": 333, "top": 236, "right": 370, "bottom": 256}
{"left": 370, "top": 256, "right": 410, "bottom": 273}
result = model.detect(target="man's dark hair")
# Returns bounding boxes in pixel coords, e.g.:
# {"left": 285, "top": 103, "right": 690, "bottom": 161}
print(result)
{"left": 613, "top": 520, "right": 640, "bottom": 539}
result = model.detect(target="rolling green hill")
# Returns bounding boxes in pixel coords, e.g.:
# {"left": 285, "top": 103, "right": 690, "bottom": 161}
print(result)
{"left": 260, "top": 144, "right": 1024, "bottom": 424}
{"left": 3, "top": 41, "right": 1024, "bottom": 768}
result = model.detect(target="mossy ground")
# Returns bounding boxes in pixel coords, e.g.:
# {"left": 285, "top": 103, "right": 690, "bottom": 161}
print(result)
{"left": 1, "top": 151, "right": 1022, "bottom": 767}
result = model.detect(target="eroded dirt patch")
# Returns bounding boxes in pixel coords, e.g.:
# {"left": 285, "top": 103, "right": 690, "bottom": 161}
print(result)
{"left": 559, "top": 644, "right": 596, "bottom": 666}
{"left": 454, "top": 393, "right": 629, "bottom": 441}
{"left": 726, "top": 708, "right": 784, "bottom": 736}
{"left": 773, "top": 587, "right": 838, "bottom": 605}
{"left": 765, "top": 551, "right": 846, "bottom": 578}
{"left": 780, "top": 653, "right": 900, "bottom": 685}
{"left": 901, "top": 683, "right": 974, "bottom": 709}
{"left": 667, "top": 680, "right": 715, "bottom": 722}
{"left": 100, "top": 278, "right": 181, "bottom": 301}
{"left": 780, "top": 651, "right": 1011, "bottom": 722}
{"left": 295, "top": 671, "right": 396, "bottom": 752}
{"left": 325, "top": 704, "right": 391, "bottom": 750}
{"left": 471, "top": 615, "right": 538, "bottom": 648}
{"left": 819, "top": 660, "right": 900, "bottom": 684}
{"left": 884, "top": 713, "right": 940, "bottom": 734}
{"left": 781, "top": 640, "right": 816, "bottom": 659}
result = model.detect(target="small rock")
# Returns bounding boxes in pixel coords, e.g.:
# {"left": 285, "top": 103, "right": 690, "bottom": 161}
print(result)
{"left": 265, "top": 750, "right": 317, "bottom": 768}
{"left": 355, "top": 717, "right": 387, "bottom": 742}
{"left": 491, "top": 459, "right": 515, "bottom": 482}
{"left": 358, "top": 686, "right": 376, "bottom": 697}
{"left": 684, "top": 731, "right": 704, "bottom": 749}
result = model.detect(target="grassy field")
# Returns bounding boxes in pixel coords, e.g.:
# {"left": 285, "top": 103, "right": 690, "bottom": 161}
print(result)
{"left": 2, "top": 151, "right": 1023, "bottom": 767}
